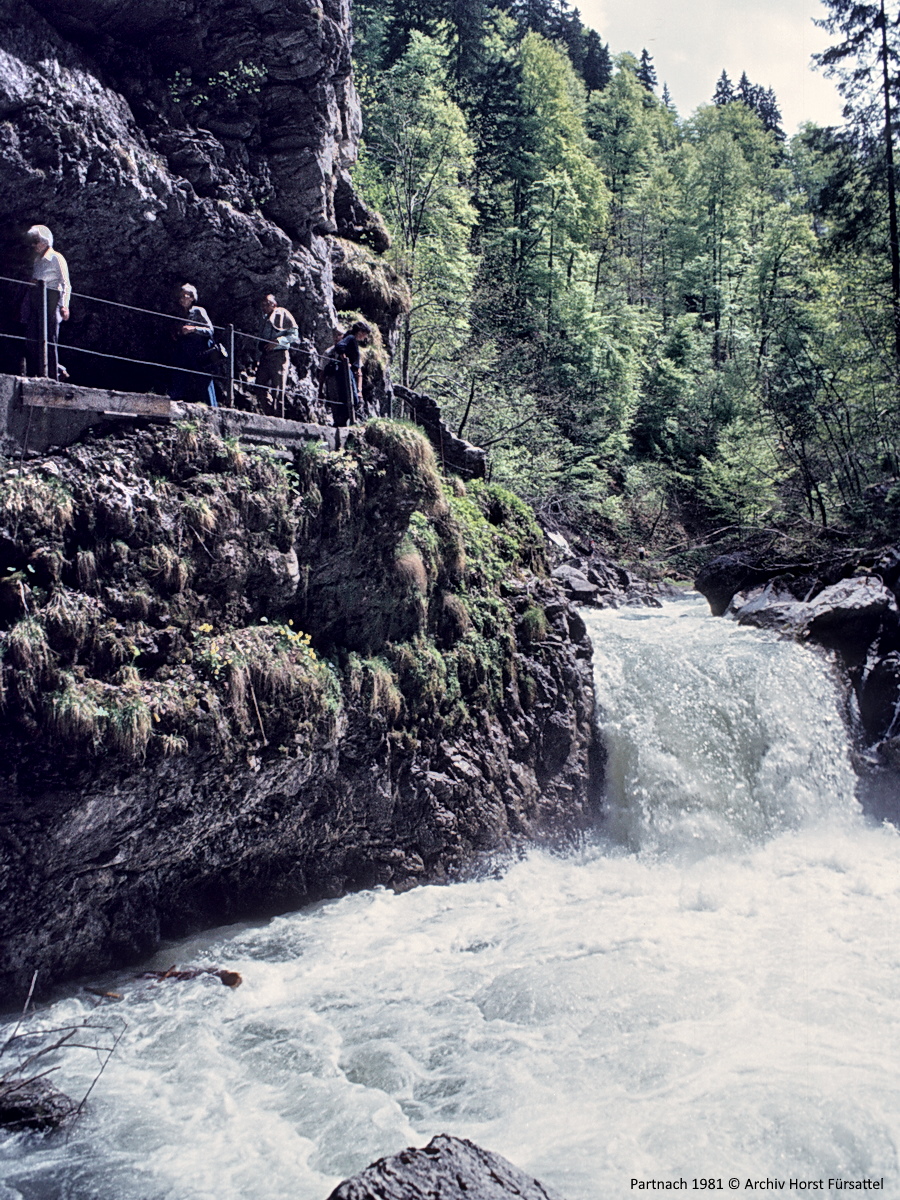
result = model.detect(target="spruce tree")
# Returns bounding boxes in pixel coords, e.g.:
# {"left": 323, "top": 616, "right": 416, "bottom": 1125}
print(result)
{"left": 756, "top": 86, "right": 785, "bottom": 140}
{"left": 583, "top": 29, "right": 612, "bottom": 91}
{"left": 637, "top": 48, "right": 657, "bottom": 91}
{"left": 444, "top": 0, "right": 488, "bottom": 86}
{"left": 737, "top": 71, "right": 760, "bottom": 109}
{"left": 713, "top": 69, "right": 734, "bottom": 105}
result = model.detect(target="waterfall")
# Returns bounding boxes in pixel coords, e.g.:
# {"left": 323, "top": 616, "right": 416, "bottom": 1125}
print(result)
{"left": 585, "top": 596, "right": 860, "bottom": 854}
{"left": 2, "top": 599, "right": 898, "bottom": 1200}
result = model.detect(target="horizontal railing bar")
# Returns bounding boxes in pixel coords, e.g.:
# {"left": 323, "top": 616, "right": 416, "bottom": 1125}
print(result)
{"left": 0, "top": 274, "right": 336, "bottom": 376}
{"left": 0, "top": 274, "right": 329, "bottom": 351}
{"left": 71, "top": 290, "right": 223, "bottom": 328}
{"left": 60, "top": 342, "right": 224, "bottom": 379}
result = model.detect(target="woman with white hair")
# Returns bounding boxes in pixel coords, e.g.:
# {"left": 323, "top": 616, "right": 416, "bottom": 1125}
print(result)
{"left": 168, "top": 282, "right": 218, "bottom": 407}
{"left": 23, "top": 224, "right": 70, "bottom": 380}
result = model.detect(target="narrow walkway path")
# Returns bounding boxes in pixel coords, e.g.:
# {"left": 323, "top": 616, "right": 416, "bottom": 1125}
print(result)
{"left": 1, "top": 374, "right": 349, "bottom": 458}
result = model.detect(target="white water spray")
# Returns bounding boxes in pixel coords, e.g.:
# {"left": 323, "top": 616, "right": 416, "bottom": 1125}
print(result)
{"left": 2, "top": 599, "right": 898, "bottom": 1200}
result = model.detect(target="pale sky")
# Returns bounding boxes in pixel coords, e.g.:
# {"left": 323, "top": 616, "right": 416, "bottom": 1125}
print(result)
{"left": 578, "top": 0, "right": 846, "bottom": 133}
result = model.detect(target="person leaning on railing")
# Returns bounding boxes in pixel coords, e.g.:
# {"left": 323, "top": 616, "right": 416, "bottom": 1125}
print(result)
{"left": 23, "top": 224, "right": 70, "bottom": 381}
{"left": 169, "top": 283, "right": 218, "bottom": 408}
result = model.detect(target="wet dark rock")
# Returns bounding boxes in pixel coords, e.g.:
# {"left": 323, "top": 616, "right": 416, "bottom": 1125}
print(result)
{"left": 551, "top": 564, "right": 599, "bottom": 601}
{"left": 806, "top": 578, "right": 898, "bottom": 648}
{"left": 694, "top": 553, "right": 772, "bottom": 616}
{"left": 860, "top": 652, "right": 900, "bottom": 741}
{"left": 699, "top": 542, "right": 900, "bottom": 754}
{"left": 728, "top": 584, "right": 812, "bottom": 634}
{"left": 326, "top": 1134, "right": 568, "bottom": 1200}
{"left": 543, "top": 533, "right": 664, "bottom": 609}
{"left": 0, "top": 1079, "right": 76, "bottom": 1132}
{"left": 729, "top": 577, "right": 898, "bottom": 654}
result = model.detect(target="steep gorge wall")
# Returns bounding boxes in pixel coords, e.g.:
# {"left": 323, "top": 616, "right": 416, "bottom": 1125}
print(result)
{"left": 0, "top": 419, "right": 599, "bottom": 996}
{"left": 0, "top": 0, "right": 398, "bottom": 399}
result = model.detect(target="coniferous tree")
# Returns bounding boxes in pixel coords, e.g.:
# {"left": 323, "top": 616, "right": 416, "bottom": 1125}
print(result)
{"left": 713, "top": 69, "right": 734, "bottom": 105}
{"left": 737, "top": 71, "right": 760, "bottom": 109}
{"left": 444, "top": 0, "right": 490, "bottom": 87}
{"left": 557, "top": 4, "right": 588, "bottom": 74}
{"left": 756, "top": 86, "right": 785, "bottom": 140}
{"left": 506, "top": 0, "right": 553, "bottom": 39}
{"left": 661, "top": 82, "right": 673, "bottom": 110}
{"left": 637, "top": 48, "right": 657, "bottom": 91}
{"left": 583, "top": 29, "right": 612, "bottom": 91}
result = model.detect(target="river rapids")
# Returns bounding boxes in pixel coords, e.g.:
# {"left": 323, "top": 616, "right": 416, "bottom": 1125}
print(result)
{"left": 1, "top": 597, "right": 899, "bottom": 1198}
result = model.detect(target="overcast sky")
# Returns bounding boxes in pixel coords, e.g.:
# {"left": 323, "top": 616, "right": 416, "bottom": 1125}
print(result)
{"left": 578, "top": 0, "right": 846, "bottom": 133}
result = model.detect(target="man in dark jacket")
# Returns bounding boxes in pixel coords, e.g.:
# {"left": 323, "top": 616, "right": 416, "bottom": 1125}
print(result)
{"left": 328, "top": 320, "right": 370, "bottom": 427}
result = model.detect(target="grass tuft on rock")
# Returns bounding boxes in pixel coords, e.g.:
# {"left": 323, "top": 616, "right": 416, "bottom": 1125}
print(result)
{"left": 519, "top": 604, "right": 549, "bottom": 645}
{"left": 6, "top": 617, "right": 52, "bottom": 674}
{"left": 363, "top": 419, "right": 446, "bottom": 515}
{"left": 0, "top": 474, "right": 74, "bottom": 535}
{"left": 46, "top": 673, "right": 107, "bottom": 746}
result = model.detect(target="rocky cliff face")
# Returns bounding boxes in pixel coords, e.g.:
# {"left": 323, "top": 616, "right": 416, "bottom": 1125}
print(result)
{"left": 0, "top": 0, "right": 397, "bottom": 401}
{"left": 0, "top": 418, "right": 599, "bottom": 996}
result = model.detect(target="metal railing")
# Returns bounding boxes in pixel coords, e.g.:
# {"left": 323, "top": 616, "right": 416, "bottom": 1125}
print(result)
{"left": 0, "top": 274, "right": 326, "bottom": 414}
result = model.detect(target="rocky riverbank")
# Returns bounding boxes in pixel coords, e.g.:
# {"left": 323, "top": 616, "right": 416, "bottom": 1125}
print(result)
{"left": 0, "top": 415, "right": 600, "bottom": 997}
{"left": 694, "top": 547, "right": 900, "bottom": 759}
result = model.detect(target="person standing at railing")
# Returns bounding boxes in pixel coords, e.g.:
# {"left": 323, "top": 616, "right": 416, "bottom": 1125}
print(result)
{"left": 330, "top": 321, "right": 370, "bottom": 427}
{"left": 317, "top": 326, "right": 345, "bottom": 418}
{"left": 254, "top": 293, "right": 298, "bottom": 417}
{"left": 169, "top": 283, "right": 217, "bottom": 407}
{"left": 23, "top": 225, "right": 70, "bottom": 381}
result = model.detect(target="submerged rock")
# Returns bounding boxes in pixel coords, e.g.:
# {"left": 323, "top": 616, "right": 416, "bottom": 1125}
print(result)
{"left": 326, "top": 1134, "right": 568, "bottom": 1200}
{"left": 0, "top": 1079, "right": 75, "bottom": 1132}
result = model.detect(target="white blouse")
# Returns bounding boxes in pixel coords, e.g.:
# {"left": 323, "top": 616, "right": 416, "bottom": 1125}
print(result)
{"left": 32, "top": 249, "right": 71, "bottom": 307}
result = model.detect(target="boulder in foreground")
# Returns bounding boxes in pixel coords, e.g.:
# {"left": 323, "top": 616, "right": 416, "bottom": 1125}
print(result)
{"left": 326, "top": 1134, "right": 568, "bottom": 1200}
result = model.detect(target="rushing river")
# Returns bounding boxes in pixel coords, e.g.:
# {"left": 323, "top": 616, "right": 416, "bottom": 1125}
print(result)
{"left": 2, "top": 597, "right": 900, "bottom": 1199}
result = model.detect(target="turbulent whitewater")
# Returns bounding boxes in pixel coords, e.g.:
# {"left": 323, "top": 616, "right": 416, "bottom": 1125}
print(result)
{"left": 2, "top": 598, "right": 899, "bottom": 1199}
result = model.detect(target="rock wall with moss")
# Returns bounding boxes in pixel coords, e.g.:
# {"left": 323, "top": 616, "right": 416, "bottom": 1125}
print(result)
{"left": 0, "top": 419, "right": 598, "bottom": 995}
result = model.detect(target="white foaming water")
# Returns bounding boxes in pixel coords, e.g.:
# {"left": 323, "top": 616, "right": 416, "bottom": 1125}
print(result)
{"left": 2, "top": 599, "right": 900, "bottom": 1199}
{"left": 587, "top": 598, "right": 861, "bottom": 853}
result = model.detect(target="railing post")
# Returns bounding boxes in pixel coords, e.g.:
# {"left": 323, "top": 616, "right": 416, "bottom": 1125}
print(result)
{"left": 226, "top": 323, "right": 235, "bottom": 408}
{"left": 38, "top": 279, "right": 48, "bottom": 378}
